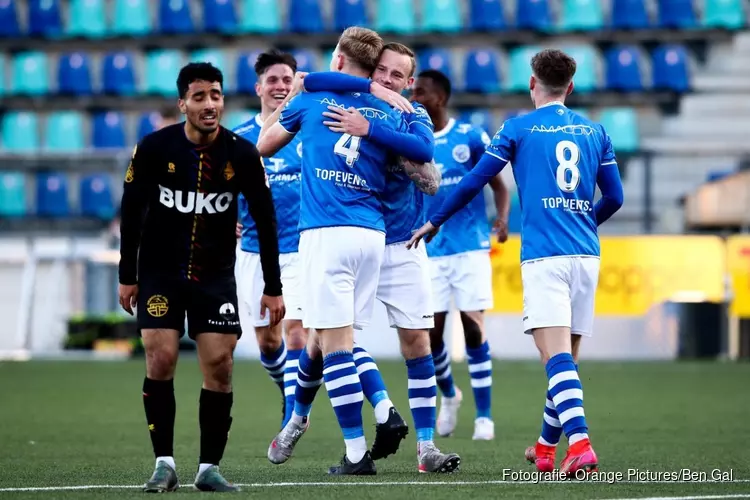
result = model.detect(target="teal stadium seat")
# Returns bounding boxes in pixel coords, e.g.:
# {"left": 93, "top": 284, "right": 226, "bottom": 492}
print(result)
{"left": 225, "top": 109, "right": 255, "bottom": 130}
{"left": 11, "top": 51, "right": 49, "bottom": 95}
{"left": 144, "top": 50, "right": 184, "bottom": 96}
{"left": 0, "top": 172, "right": 27, "bottom": 217}
{"left": 559, "top": 0, "right": 604, "bottom": 31}
{"left": 239, "top": 0, "right": 281, "bottom": 32}
{"left": 421, "top": 0, "right": 463, "bottom": 32}
{"left": 703, "top": 0, "right": 745, "bottom": 29}
{"left": 66, "top": 0, "right": 106, "bottom": 38}
{"left": 45, "top": 111, "right": 85, "bottom": 152}
{"left": 598, "top": 107, "right": 639, "bottom": 153}
{"left": 2, "top": 112, "right": 40, "bottom": 152}
{"left": 570, "top": 108, "right": 590, "bottom": 118}
{"left": 375, "top": 0, "right": 416, "bottom": 33}
{"left": 111, "top": 0, "right": 152, "bottom": 35}
{"left": 190, "top": 49, "right": 229, "bottom": 91}
{"left": 506, "top": 45, "right": 542, "bottom": 91}
{"left": 563, "top": 45, "right": 599, "bottom": 92}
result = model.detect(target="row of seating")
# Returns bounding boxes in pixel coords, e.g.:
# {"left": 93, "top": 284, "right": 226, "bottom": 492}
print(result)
{"left": 0, "top": 43, "right": 692, "bottom": 96}
{"left": 1, "top": 0, "right": 745, "bottom": 38}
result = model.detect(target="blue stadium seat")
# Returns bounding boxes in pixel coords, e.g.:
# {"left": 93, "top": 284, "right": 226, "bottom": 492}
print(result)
{"left": 159, "top": 0, "right": 194, "bottom": 34}
{"left": 417, "top": 48, "right": 454, "bottom": 82}
{"left": 703, "top": 0, "right": 745, "bottom": 29}
{"left": 464, "top": 49, "right": 501, "bottom": 93}
{"left": 238, "top": 0, "right": 281, "bottom": 32}
{"left": 137, "top": 112, "right": 162, "bottom": 140}
{"left": 92, "top": 111, "right": 126, "bottom": 149}
{"left": 102, "top": 52, "right": 137, "bottom": 95}
{"left": 28, "top": 0, "right": 62, "bottom": 37}
{"left": 225, "top": 109, "right": 254, "bottom": 130}
{"left": 334, "top": 0, "right": 368, "bottom": 31}
{"left": 421, "top": 0, "right": 463, "bottom": 32}
{"left": 605, "top": 45, "right": 643, "bottom": 91}
{"left": 611, "top": 0, "right": 650, "bottom": 28}
{"left": 375, "top": 0, "right": 416, "bottom": 33}
{"left": 459, "top": 109, "right": 494, "bottom": 132}
{"left": 44, "top": 111, "right": 85, "bottom": 152}
{"left": 469, "top": 0, "right": 506, "bottom": 31}
{"left": 144, "top": 50, "right": 184, "bottom": 96}
{"left": 0, "top": 172, "right": 27, "bottom": 217}
{"left": 292, "top": 49, "right": 318, "bottom": 73}
{"left": 559, "top": 0, "right": 604, "bottom": 31}
{"left": 516, "top": 0, "right": 551, "bottom": 31}
{"left": 67, "top": 0, "right": 106, "bottom": 38}
{"left": 57, "top": 52, "right": 92, "bottom": 95}
{"left": 598, "top": 107, "right": 639, "bottom": 153}
{"left": 80, "top": 174, "right": 115, "bottom": 218}
{"left": 289, "top": 0, "right": 325, "bottom": 33}
{"left": 0, "top": 54, "right": 5, "bottom": 96}
{"left": 506, "top": 45, "right": 541, "bottom": 91}
{"left": 0, "top": 0, "right": 21, "bottom": 37}
{"left": 505, "top": 109, "right": 531, "bottom": 119}
{"left": 204, "top": 0, "right": 237, "bottom": 33}
{"left": 563, "top": 45, "right": 598, "bottom": 92}
{"left": 111, "top": 0, "right": 152, "bottom": 35}
{"left": 658, "top": 0, "right": 696, "bottom": 27}
{"left": 1, "top": 112, "right": 39, "bottom": 152}
{"left": 36, "top": 172, "right": 69, "bottom": 217}
{"left": 652, "top": 44, "right": 690, "bottom": 92}
{"left": 236, "top": 50, "right": 262, "bottom": 94}
{"left": 11, "top": 52, "right": 49, "bottom": 95}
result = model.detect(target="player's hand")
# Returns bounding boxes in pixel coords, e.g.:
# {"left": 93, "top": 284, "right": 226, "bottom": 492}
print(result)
{"left": 406, "top": 221, "right": 439, "bottom": 249}
{"left": 293, "top": 72, "right": 308, "bottom": 95}
{"left": 370, "top": 82, "right": 415, "bottom": 114}
{"left": 260, "top": 294, "right": 286, "bottom": 327}
{"left": 235, "top": 222, "right": 242, "bottom": 238}
{"left": 118, "top": 284, "right": 138, "bottom": 316}
{"left": 323, "top": 106, "right": 370, "bottom": 137}
{"left": 494, "top": 218, "right": 509, "bottom": 243}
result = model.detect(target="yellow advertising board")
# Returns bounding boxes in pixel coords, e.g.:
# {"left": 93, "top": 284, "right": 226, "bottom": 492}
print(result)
{"left": 489, "top": 236, "right": 726, "bottom": 316}
{"left": 727, "top": 235, "right": 750, "bottom": 318}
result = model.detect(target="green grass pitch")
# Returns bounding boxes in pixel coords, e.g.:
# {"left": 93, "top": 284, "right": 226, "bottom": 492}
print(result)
{"left": 0, "top": 358, "right": 749, "bottom": 499}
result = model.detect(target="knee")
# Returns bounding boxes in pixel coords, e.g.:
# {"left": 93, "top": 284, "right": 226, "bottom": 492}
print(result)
{"left": 145, "top": 346, "right": 178, "bottom": 380}
{"left": 203, "top": 350, "right": 234, "bottom": 392}
{"left": 285, "top": 321, "right": 307, "bottom": 351}
{"left": 255, "top": 326, "right": 282, "bottom": 354}
{"left": 399, "top": 329, "right": 431, "bottom": 359}
{"left": 460, "top": 312, "right": 484, "bottom": 349}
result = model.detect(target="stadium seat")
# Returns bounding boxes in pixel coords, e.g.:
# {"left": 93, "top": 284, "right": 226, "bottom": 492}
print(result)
{"left": 334, "top": 0, "right": 368, "bottom": 31}
{"left": 92, "top": 111, "right": 126, "bottom": 149}
{"left": 190, "top": 49, "right": 229, "bottom": 91}
{"left": 238, "top": 0, "right": 281, "bottom": 32}
{"left": 292, "top": 49, "right": 318, "bottom": 73}
{"left": 44, "top": 111, "right": 85, "bottom": 152}
{"left": 570, "top": 108, "right": 590, "bottom": 118}
{"left": 144, "top": 50, "right": 184, "bottom": 96}
{"left": 421, "top": 0, "right": 463, "bottom": 33}
{"left": 1, "top": 112, "right": 40, "bottom": 152}
{"left": 508, "top": 191, "right": 521, "bottom": 232}
{"left": 102, "top": 52, "right": 137, "bottom": 95}
{"left": 111, "top": 0, "right": 152, "bottom": 35}
{"left": 28, "top": 0, "right": 62, "bottom": 37}
{"left": 516, "top": 0, "right": 552, "bottom": 31}
{"left": 703, "top": 0, "right": 745, "bottom": 29}
{"left": 225, "top": 109, "right": 254, "bottom": 130}
{"left": 464, "top": 49, "right": 501, "bottom": 93}
{"left": 598, "top": 107, "right": 639, "bottom": 153}
{"left": 469, "top": 0, "right": 505, "bottom": 31}
{"left": 652, "top": 44, "right": 690, "bottom": 92}
{"left": 0, "top": 0, "right": 21, "bottom": 38}
{"left": 417, "top": 48, "right": 454, "bottom": 82}
{"left": 67, "top": 0, "right": 106, "bottom": 38}
{"left": 605, "top": 45, "right": 643, "bottom": 91}
{"left": 375, "top": 0, "right": 416, "bottom": 33}
{"left": 0, "top": 54, "right": 5, "bottom": 96}
{"left": 506, "top": 45, "right": 541, "bottom": 91}
{"left": 137, "top": 111, "right": 162, "bottom": 140}
{"left": 611, "top": 0, "right": 650, "bottom": 28}
{"left": 658, "top": 0, "right": 696, "bottom": 27}
{"left": 559, "top": 0, "right": 604, "bottom": 31}
{"left": 204, "top": 0, "right": 237, "bottom": 33}
{"left": 159, "top": 0, "right": 194, "bottom": 34}
{"left": 0, "top": 172, "right": 27, "bottom": 217}
{"left": 236, "top": 50, "right": 262, "bottom": 94}
{"left": 11, "top": 52, "right": 49, "bottom": 95}
{"left": 36, "top": 172, "right": 69, "bottom": 217}
{"left": 80, "top": 174, "right": 115, "bottom": 218}
{"left": 563, "top": 45, "right": 598, "bottom": 92}
{"left": 57, "top": 52, "right": 92, "bottom": 95}
{"left": 459, "top": 108, "right": 494, "bottom": 132}
{"left": 289, "top": 0, "right": 325, "bottom": 33}
{"left": 505, "top": 109, "right": 531, "bottom": 119}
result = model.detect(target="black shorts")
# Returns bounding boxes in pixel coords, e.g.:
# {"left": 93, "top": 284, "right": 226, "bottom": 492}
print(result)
{"left": 137, "top": 274, "right": 242, "bottom": 339}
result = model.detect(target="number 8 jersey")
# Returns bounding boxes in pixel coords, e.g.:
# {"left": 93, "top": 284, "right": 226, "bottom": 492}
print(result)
{"left": 486, "top": 102, "right": 617, "bottom": 262}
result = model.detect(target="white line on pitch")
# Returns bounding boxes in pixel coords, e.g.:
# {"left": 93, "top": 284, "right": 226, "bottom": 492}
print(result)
{"left": 601, "top": 494, "right": 750, "bottom": 500}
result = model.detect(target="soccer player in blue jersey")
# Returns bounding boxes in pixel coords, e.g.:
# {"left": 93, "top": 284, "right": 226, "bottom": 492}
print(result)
{"left": 412, "top": 70, "right": 510, "bottom": 441}
{"left": 408, "top": 49, "right": 624, "bottom": 476}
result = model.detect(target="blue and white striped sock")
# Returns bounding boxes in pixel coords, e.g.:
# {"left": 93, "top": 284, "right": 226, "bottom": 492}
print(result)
{"left": 432, "top": 341, "right": 456, "bottom": 398}
{"left": 538, "top": 390, "right": 562, "bottom": 446}
{"left": 353, "top": 344, "right": 393, "bottom": 424}
{"left": 323, "top": 351, "right": 367, "bottom": 463}
{"left": 260, "top": 341, "right": 287, "bottom": 391}
{"left": 291, "top": 349, "right": 323, "bottom": 423}
{"left": 546, "top": 353, "right": 588, "bottom": 445}
{"left": 282, "top": 349, "right": 303, "bottom": 428}
{"left": 406, "top": 355, "right": 437, "bottom": 444}
{"left": 466, "top": 341, "right": 492, "bottom": 419}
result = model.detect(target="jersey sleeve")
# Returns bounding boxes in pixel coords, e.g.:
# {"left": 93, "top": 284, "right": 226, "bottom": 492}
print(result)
{"left": 278, "top": 94, "right": 305, "bottom": 134}
{"left": 600, "top": 127, "right": 617, "bottom": 167}
{"left": 485, "top": 120, "right": 516, "bottom": 164}
{"left": 407, "top": 104, "right": 435, "bottom": 136}
{"left": 368, "top": 111, "right": 433, "bottom": 163}
{"left": 468, "top": 126, "right": 491, "bottom": 166}
{"left": 303, "top": 72, "right": 371, "bottom": 93}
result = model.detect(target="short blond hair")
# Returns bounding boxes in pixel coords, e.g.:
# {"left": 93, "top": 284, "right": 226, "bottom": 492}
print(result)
{"left": 337, "top": 27, "right": 383, "bottom": 73}
{"left": 381, "top": 42, "right": 416, "bottom": 77}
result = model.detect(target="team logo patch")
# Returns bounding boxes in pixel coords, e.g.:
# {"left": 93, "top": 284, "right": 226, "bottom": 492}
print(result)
{"left": 224, "top": 161, "right": 235, "bottom": 181}
{"left": 296, "top": 142, "right": 303, "bottom": 158}
{"left": 452, "top": 144, "right": 471, "bottom": 163}
{"left": 168, "top": 162, "right": 175, "bottom": 173}
{"left": 124, "top": 162, "right": 134, "bottom": 183}
{"left": 480, "top": 131, "right": 491, "bottom": 146}
{"left": 146, "top": 295, "right": 169, "bottom": 317}
{"left": 219, "top": 302, "right": 237, "bottom": 321}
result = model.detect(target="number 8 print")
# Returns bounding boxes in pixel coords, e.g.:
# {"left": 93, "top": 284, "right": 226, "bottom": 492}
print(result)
{"left": 555, "top": 140, "right": 581, "bottom": 193}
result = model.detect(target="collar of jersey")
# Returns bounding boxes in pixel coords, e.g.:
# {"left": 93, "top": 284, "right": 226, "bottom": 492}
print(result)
{"left": 254, "top": 114, "right": 264, "bottom": 127}
{"left": 434, "top": 117, "right": 456, "bottom": 139}
{"left": 538, "top": 101, "right": 566, "bottom": 109}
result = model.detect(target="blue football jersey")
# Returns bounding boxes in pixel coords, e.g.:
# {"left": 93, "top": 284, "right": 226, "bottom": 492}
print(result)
{"left": 425, "top": 118, "right": 492, "bottom": 258}
{"left": 279, "top": 91, "right": 407, "bottom": 234}
{"left": 234, "top": 114, "right": 302, "bottom": 254}
{"left": 486, "top": 102, "right": 617, "bottom": 261}
{"left": 382, "top": 102, "right": 435, "bottom": 244}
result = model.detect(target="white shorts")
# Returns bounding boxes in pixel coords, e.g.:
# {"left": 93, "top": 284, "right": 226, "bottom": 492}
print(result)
{"left": 377, "top": 242, "right": 434, "bottom": 330}
{"left": 430, "top": 251, "right": 493, "bottom": 313}
{"left": 521, "top": 256, "right": 600, "bottom": 337}
{"left": 299, "top": 226, "right": 385, "bottom": 330}
{"left": 235, "top": 248, "right": 303, "bottom": 330}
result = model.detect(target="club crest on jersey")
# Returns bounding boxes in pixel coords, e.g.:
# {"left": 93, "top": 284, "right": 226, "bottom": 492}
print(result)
{"left": 223, "top": 161, "right": 234, "bottom": 181}
{"left": 452, "top": 144, "right": 471, "bottom": 163}
{"left": 168, "top": 162, "right": 175, "bottom": 173}
{"left": 124, "top": 162, "right": 134, "bottom": 183}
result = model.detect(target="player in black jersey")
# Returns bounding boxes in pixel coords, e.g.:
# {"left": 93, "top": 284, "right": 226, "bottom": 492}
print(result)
{"left": 118, "top": 62, "right": 285, "bottom": 493}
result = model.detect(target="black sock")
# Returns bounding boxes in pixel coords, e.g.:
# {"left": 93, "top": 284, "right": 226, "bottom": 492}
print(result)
{"left": 199, "top": 389, "right": 233, "bottom": 466}
{"left": 142, "top": 378, "right": 176, "bottom": 458}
